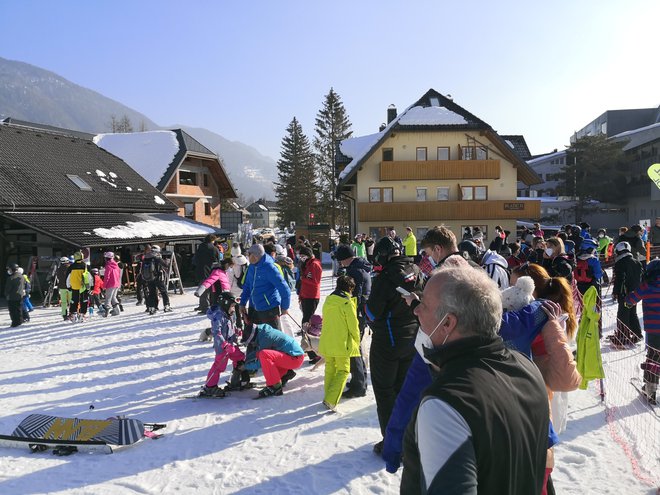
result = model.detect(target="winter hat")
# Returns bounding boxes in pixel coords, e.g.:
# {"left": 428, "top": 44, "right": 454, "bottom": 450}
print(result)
{"left": 91, "top": 268, "right": 99, "bottom": 274}
{"left": 615, "top": 241, "right": 631, "bottom": 254}
{"left": 276, "top": 255, "right": 294, "bottom": 266}
{"left": 275, "top": 244, "right": 286, "bottom": 256}
{"left": 231, "top": 243, "right": 242, "bottom": 258}
{"left": 17, "top": 267, "right": 24, "bottom": 275}
{"left": 500, "top": 276, "right": 535, "bottom": 312}
{"left": 335, "top": 245, "right": 354, "bottom": 261}
{"left": 247, "top": 243, "right": 265, "bottom": 259}
{"left": 151, "top": 245, "right": 161, "bottom": 253}
{"left": 233, "top": 254, "right": 248, "bottom": 266}
{"left": 104, "top": 251, "right": 114, "bottom": 259}
{"left": 299, "top": 246, "right": 313, "bottom": 258}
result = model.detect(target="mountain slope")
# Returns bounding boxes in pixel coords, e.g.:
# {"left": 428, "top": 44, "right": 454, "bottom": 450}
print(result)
{"left": 0, "top": 56, "right": 276, "bottom": 199}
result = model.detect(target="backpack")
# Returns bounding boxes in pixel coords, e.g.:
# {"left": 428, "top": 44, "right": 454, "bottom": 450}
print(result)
{"left": 573, "top": 259, "right": 593, "bottom": 284}
{"left": 141, "top": 258, "right": 157, "bottom": 282}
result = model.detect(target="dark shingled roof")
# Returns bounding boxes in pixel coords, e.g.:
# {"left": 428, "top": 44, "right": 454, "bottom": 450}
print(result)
{"left": 499, "top": 135, "right": 532, "bottom": 161}
{"left": 0, "top": 122, "right": 176, "bottom": 213}
{"left": 0, "top": 211, "right": 226, "bottom": 248}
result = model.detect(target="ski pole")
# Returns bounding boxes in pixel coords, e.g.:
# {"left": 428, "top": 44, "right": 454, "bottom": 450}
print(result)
{"left": 287, "top": 313, "right": 302, "bottom": 329}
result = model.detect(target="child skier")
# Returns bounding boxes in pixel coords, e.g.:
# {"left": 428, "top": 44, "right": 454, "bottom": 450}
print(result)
{"left": 199, "top": 292, "right": 246, "bottom": 398}
{"left": 625, "top": 259, "right": 660, "bottom": 405}
{"left": 88, "top": 268, "right": 104, "bottom": 315}
{"left": 18, "top": 268, "right": 32, "bottom": 322}
{"left": 319, "top": 275, "right": 361, "bottom": 411}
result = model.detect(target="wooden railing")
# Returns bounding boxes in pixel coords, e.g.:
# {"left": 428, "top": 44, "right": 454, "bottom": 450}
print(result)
{"left": 380, "top": 159, "right": 500, "bottom": 181}
{"left": 358, "top": 199, "right": 540, "bottom": 222}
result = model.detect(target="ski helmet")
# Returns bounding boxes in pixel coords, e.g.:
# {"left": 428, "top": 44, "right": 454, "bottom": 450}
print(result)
{"left": 6, "top": 263, "right": 19, "bottom": 274}
{"left": 104, "top": 251, "right": 114, "bottom": 259}
{"left": 151, "top": 245, "right": 161, "bottom": 254}
{"left": 73, "top": 251, "right": 83, "bottom": 262}
{"left": 59, "top": 256, "right": 70, "bottom": 264}
{"left": 218, "top": 291, "right": 237, "bottom": 314}
{"left": 374, "top": 236, "right": 400, "bottom": 266}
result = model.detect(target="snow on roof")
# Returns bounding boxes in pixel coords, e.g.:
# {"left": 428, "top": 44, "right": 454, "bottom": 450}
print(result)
{"left": 338, "top": 132, "right": 385, "bottom": 180}
{"left": 505, "top": 140, "right": 515, "bottom": 149}
{"left": 611, "top": 121, "right": 660, "bottom": 150}
{"left": 526, "top": 149, "right": 566, "bottom": 165}
{"left": 94, "top": 131, "right": 180, "bottom": 187}
{"left": 397, "top": 105, "right": 468, "bottom": 126}
{"left": 258, "top": 204, "right": 268, "bottom": 211}
{"left": 92, "top": 216, "right": 216, "bottom": 239}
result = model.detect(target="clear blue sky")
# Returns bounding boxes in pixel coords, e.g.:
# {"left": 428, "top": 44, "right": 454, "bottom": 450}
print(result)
{"left": 1, "top": 0, "right": 658, "bottom": 160}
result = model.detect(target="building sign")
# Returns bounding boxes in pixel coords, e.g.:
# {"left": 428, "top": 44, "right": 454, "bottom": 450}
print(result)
{"left": 503, "top": 202, "right": 525, "bottom": 211}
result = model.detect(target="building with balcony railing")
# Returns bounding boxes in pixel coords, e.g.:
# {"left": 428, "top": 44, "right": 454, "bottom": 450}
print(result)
{"left": 336, "top": 89, "right": 542, "bottom": 242}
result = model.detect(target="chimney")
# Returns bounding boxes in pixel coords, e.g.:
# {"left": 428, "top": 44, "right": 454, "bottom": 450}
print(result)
{"left": 387, "top": 104, "right": 397, "bottom": 124}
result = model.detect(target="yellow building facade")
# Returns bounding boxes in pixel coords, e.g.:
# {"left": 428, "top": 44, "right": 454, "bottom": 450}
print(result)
{"left": 337, "top": 89, "right": 541, "bottom": 243}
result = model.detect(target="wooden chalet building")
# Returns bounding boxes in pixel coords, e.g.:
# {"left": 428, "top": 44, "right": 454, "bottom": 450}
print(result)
{"left": 336, "top": 89, "right": 542, "bottom": 242}
{"left": 0, "top": 120, "right": 226, "bottom": 296}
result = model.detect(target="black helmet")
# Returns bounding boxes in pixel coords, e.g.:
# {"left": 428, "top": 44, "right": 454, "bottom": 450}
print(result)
{"left": 218, "top": 291, "right": 237, "bottom": 314}
{"left": 374, "top": 236, "right": 400, "bottom": 265}
{"left": 645, "top": 258, "right": 660, "bottom": 281}
{"left": 6, "top": 263, "right": 19, "bottom": 273}
{"left": 457, "top": 240, "right": 479, "bottom": 262}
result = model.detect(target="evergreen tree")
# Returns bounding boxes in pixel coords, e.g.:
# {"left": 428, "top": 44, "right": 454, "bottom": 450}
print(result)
{"left": 275, "top": 117, "right": 318, "bottom": 228}
{"left": 561, "top": 135, "right": 629, "bottom": 222}
{"left": 313, "top": 88, "right": 352, "bottom": 229}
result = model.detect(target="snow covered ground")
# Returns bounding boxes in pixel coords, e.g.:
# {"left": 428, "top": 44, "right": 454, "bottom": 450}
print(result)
{"left": 0, "top": 269, "right": 657, "bottom": 495}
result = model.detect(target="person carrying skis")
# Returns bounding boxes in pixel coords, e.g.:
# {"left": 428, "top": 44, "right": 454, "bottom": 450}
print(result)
{"left": 199, "top": 293, "right": 247, "bottom": 398}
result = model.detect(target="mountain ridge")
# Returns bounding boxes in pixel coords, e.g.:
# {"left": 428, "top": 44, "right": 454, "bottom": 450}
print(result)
{"left": 0, "top": 56, "right": 276, "bottom": 200}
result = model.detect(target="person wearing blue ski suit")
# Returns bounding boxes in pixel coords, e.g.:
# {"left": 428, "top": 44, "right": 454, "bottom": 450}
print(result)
{"left": 239, "top": 244, "right": 291, "bottom": 331}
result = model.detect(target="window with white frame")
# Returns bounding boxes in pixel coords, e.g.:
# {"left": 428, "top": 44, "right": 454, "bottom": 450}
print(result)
{"left": 416, "top": 187, "right": 427, "bottom": 201}
{"left": 437, "top": 147, "right": 450, "bottom": 160}
{"left": 416, "top": 147, "right": 427, "bottom": 161}
{"left": 436, "top": 187, "right": 450, "bottom": 201}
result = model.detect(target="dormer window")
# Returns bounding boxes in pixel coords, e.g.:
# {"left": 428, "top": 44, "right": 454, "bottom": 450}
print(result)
{"left": 67, "top": 174, "right": 93, "bottom": 191}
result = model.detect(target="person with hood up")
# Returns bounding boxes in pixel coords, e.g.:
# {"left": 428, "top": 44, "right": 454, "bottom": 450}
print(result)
{"left": 481, "top": 249, "right": 510, "bottom": 289}
{"left": 319, "top": 275, "right": 362, "bottom": 411}
{"left": 611, "top": 241, "right": 643, "bottom": 346}
{"left": 335, "top": 244, "right": 372, "bottom": 398}
{"left": 102, "top": 251, "right": 122, "bottom": 317}
{"left": 5, "top": 263, "right": 25, "bottom": 327}
{"left": 239, "top": 244, "right": 291, "bottom": 331}
{"left": 194, "top": 258, "right": 232, "bottom": 307}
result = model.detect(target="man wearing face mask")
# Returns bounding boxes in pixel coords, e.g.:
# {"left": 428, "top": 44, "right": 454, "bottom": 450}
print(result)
{"left": 400, "top": 266, "right": 549, "bottom": 495}
{"left": 365, "top": 236, "right": 423, "bottom": 455}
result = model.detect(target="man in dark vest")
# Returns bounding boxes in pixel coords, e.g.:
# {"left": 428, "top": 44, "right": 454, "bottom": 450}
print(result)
{"left": 401, "top": 265, "right": 549, "bottom": 495}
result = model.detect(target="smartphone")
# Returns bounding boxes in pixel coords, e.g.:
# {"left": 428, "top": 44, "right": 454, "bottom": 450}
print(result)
{"left": 396, "top": 286, "right": 411, "bottom": 296}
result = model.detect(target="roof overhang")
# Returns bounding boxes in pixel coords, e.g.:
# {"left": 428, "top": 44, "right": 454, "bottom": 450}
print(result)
{"left": 0, "top": 211, "right": 229, "bottom": 248}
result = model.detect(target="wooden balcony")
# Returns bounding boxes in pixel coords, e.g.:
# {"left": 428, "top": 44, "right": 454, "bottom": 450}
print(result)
{"left": 358, "top": 200, "right": 540, "bottom": 222}
{"left": 380, "top": 159, "right": 500, "bottom": 181}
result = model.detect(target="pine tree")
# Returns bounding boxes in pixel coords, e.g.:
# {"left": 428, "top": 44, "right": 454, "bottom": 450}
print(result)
{"left": 561, "top": 135, "right": 629, "bottom": 222}
{"left": 275, "top": 117, "right": 319, "bottom": 228}
{"left": 313, "top": 88, "right": 352, "bottom": 229}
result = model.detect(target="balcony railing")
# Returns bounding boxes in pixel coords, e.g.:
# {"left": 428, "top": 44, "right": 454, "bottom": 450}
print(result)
{"left": 380, "top": 159, "right": 500, "bottom": 181}
{"left": 358, "top": 199, "right": 540, "bottom": 222}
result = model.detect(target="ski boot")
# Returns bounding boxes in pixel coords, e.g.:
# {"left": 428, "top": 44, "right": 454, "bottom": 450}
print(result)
{"left": 148, "top": 307, "right": 157, "bottom": 315}
{"left": 163, "top": 305, "right": 173, "bottom": 313}
{"left": 257, "top": 383, "right": 283, "bottom": 398}
{"left": 281, "top": 369, "right": 296, "bottom": 387}
{"left": 641, "top": 361, "right": 659, "bottom": 405}
{"left": 110, "top": 305, "right": 121, "bottom": 316}
{"left": 199, "top": 385, "right": 226, "bottom": 398}
{"left": 198, "top": 327, "right": 212, "bottom": 342}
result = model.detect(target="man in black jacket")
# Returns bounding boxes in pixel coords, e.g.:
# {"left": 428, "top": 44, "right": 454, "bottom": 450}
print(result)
{"left": 335, "top": 244, "right": 372, "bottom": 398}
{"left": 192, "top": 234, "right": 220, "bottom": 313}
{"left": 5, "top": 263, "right": 25, "bottom": 327}
{"left": 611, "top": 241, "right": 644, "bottom": 345}
{"left": 366, "top": 236, "right": 423, "bottom": 454}
{"left": 401, "top": 266, "right": 548, "bottom": 495}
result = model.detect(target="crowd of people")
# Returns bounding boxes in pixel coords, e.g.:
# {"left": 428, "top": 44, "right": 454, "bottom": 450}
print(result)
{"left": 4, "top": 220, "right": 660, "bottom": 493}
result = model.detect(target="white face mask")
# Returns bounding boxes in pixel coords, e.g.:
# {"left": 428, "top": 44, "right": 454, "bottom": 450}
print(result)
{"left": 544, "top": 247, "right": 554, "bottom": 257}
{"left": 299, "top": 255, "right": 308, "bottom": 263}
{"left": 6, "top": 269, "right": 12, "bottom": 275}
{"left": 414, "top": 313, "right": 448, "bottom": 362}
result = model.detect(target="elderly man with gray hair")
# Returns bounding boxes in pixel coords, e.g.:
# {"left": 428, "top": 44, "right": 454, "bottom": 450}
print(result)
{"left": 400, "top": 266, "right": 549, "bottom": 495}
